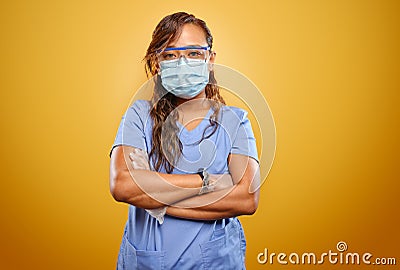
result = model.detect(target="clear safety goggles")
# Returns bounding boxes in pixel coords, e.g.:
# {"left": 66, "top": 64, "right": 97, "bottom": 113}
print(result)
{"left": 157, "top": 46, "right": 211, "bottom": 67}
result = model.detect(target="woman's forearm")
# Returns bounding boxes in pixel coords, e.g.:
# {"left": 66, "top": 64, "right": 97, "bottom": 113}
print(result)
{"left": 111, "top": 166, "right": 204, "bottom": 209}
{"left": 166, "top": 155, "right": 261, "bottom": 220}
{"left": 166, "top": 183, "right": 259, "bottom": 220}
{"left": 115, "top": 170, "right": 234, "bottom": 209}
{"left": 125, "top": 169, "right": 203, "bottom": 207}
{"left": 110, "top": 146, "right": 234, "bottom": 208}
{"left": 110, "top": 146, "right": 203, "bottom": 208}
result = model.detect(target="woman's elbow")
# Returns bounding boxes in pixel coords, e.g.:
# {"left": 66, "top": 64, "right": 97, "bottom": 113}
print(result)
{"left": 110, "top": 179, "right": 124, "bottom": 203}
{"left": 109, "top": 171, "right": 131, "bottom": 203}
{"left": 109, "top": 171, "right": 157, "bottom": 208}
{"left": 244, "top": 192, "right": 259, "bottom": 215}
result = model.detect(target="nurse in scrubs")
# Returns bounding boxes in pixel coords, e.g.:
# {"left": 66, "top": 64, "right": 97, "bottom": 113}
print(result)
{"left": 109, "top": 11, "right": 260, "bottom": 269}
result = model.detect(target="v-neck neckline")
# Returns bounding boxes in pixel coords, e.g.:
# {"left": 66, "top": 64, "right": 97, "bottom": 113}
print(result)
{"left": 176, "top": 107, "right": 214, "bottom": 134}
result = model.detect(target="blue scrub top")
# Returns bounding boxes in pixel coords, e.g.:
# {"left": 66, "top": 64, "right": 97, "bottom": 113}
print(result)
{"left": 111, "top": 100, "right": 259, "bottom": 269}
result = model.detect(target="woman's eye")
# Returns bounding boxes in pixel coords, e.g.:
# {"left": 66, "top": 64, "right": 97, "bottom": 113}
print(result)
{"left": 163, "top": 53, "right": 176, "bottom": 59}
{"left": 188, "top": 51, "right": 202, "bottom": 58}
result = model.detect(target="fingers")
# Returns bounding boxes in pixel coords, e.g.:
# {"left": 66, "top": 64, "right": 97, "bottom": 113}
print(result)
{"left": 129, "top": 148, "right": 150, "bottom": 170}
{"left": 130, "top": 152, "right": 149, "bottom": 166}
{"left": 130, "top": 159, "right": 148, "bottom": 170}
{"left": 208, "top": 175, "right": 217, "bottom": 186}
{"left": 129, "top": 148, "right": 149, "bottom": 161}
{"left": 211, "top": 174, "right": 234, "bottom": 191}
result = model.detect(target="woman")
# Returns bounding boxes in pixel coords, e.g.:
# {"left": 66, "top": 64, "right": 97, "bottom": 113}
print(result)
{"left": 109, "top": 12, "right": 260, "bottom": 269}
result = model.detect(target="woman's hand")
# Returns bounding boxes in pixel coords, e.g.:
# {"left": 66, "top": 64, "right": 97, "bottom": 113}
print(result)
{"left": 129, "top": 148, "right": 150, "bottom": 170}
{"left": 208, "top": 174, "right": 234, "bottom": 191}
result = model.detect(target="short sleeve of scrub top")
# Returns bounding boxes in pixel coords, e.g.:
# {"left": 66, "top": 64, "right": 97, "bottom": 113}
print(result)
{"left": 109, "top": 100, "right": 148, "bottom": 156}
{"left": 229, "top": 108, "right": 259, "bottom": 163}
{"left": 110, "top": 99, "right": 258, "bottom": 270}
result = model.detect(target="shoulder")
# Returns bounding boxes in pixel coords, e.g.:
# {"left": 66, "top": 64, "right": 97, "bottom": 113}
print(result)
{"left": 127, "top": 99, "right": 151, "bottom": 118}
{"left": 220, "top": 105, "right": 249, "bottom": 123}
{"left": 129, "top": 99, "right": 151, "bottom": 113}
{"left": 123, "top": 99, "right": 152, "bottom": 125}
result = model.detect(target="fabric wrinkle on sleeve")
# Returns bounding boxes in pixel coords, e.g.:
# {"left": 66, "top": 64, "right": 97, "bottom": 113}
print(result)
{"left": 109, "top": 100, "right": 148, "bottom": 157}
{"left": 230, "top": 109, "right": 259, "bottom": 163}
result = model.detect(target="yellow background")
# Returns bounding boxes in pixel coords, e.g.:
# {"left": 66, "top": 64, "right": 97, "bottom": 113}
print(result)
{"left": 1, "top": 0, "right": 399, "bottom": 269}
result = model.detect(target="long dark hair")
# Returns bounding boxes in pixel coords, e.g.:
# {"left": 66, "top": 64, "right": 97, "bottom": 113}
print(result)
{"left": 144, "top": 12, "right": 225, "bottom": 173}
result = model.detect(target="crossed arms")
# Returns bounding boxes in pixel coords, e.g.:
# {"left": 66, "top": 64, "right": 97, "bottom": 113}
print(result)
{"left": 109, "top": 145, "right": 260, "bottom": 220}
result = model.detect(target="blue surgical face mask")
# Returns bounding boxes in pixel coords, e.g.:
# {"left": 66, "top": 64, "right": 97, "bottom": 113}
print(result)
{"left": 160, "top": 57, "right": 210, "bottom": 99}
